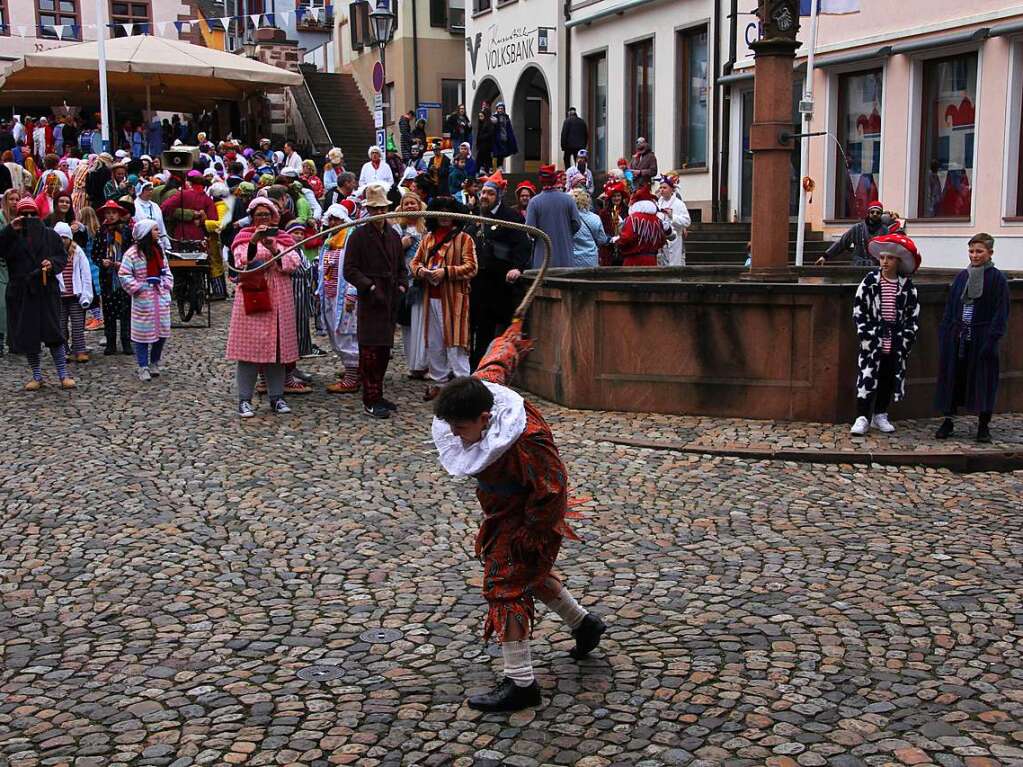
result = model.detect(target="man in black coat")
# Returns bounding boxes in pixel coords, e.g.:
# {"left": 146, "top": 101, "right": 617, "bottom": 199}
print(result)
{"left": 818, "top": 200, "right": 887, "bottom": 266}
{"left": 0, "top": 198, "right": 74, "bottom": 389}
{"left": 342, "top": 183, "right": 407, "bottom": 419}
{"left": 469, "top": 176, "right": 532, "bottom": 369}
{"left": 560, "top": 108, "right": 589, "bottom": 169}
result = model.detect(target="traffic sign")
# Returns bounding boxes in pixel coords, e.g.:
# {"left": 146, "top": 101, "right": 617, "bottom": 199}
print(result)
{"left": 373, "top": 93, "right": 383, "bottom": 109}
{"left": 416, "top": 107, "right": 428, "bottom": 122}
{"left": 374, "top": 109, "right": 384, "bottom": 129}
{"left": 375, "top": 129, "right": 386, "bottom": 149}
{"left": 372, "top": 61, "right": 385, "bottom": 92}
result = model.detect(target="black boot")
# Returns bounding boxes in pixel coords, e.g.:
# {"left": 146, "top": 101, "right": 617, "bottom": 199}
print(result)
{"left": 976, "top": 414, "right": 992, "bottom": 444}
{"left": 935, "top": 418, "right": 954, "bottom": 439}
{"left": 569, "top": 614, "right": 606, "bottom": 660}
{"left": 467, "top": 677, "right": 541, "bottom": 713}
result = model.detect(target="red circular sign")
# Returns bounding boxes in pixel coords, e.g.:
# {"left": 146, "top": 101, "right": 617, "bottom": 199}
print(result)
{"left": 372, "top": 61, "right": 385, "bottom": 92}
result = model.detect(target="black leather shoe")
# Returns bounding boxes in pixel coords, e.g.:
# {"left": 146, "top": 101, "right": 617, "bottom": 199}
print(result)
{"left": 364, "top": 404, "right": 391, "bottom": 419}
{"left": 569, "top": 614, "right": 606, "bottom": 660}
{"left": 976, "top": 424, "right": 992, "bottom": 443}
{"left": 935, "top": 419, "right": 954, "bottom": 439}
{"left": 379, "top": 398, "right": 398, "bottom": 411}
{"left": 467, "top": 678, "right": 541, "bottom": 712}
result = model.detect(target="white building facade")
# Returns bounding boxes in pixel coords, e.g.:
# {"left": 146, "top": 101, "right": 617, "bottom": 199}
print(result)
{"left": 463, "top": 0, "right": 565, "bottom": 173}
{"left": 464, "top": 0, "right": 716, "bottom": 213}
{"left": 568, "top": 0, "right": 715, "bottom": 216}
{"left": 718, "top": 0, "right": 1023, "bottom": 268}
{"left": 0, "top": 0, "right": 191, "bottom": 60}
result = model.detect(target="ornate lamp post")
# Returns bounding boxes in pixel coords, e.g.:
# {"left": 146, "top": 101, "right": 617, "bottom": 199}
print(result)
{"left": 369, "top": 0, "right": 397, "bottom": 79}
{"left": 746, "top": 0, "right": 801, "bottom": 280}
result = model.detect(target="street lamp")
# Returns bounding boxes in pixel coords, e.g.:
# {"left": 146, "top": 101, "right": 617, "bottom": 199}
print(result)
{"left": 369, "top": 0, "right": 396, "bottom": 49}
{"left": 368, "top": 0, "right": 396, "bottom": 146}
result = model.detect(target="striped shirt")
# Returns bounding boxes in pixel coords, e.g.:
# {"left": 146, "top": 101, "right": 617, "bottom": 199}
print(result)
{"left": 879, "top": 276, "right": 898, "bottom": 354}
{"left": 61, "top": 254, "right": 75, "bottom": 297}
{"left": 962, "top": 303, "right": 975, "bottom": 341}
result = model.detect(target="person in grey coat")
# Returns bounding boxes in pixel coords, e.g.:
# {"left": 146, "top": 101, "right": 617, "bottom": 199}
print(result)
{"left": 525, "top": 165, "right": 581, "bottom": 269}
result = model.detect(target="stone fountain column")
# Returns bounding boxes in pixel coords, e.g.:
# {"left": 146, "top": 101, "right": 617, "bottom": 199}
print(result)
{"left": 746, "top": 0, "right": 801, "bottom": 281}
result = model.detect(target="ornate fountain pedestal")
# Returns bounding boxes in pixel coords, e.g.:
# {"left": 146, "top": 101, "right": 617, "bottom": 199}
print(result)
{"left": 519, "top": 267, "right": 1023, "bottom": 423}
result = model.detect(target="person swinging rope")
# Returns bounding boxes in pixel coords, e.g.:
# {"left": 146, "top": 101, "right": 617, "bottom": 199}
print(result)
{"left": 431, "top": 322, "right": 606, "bottom": 713}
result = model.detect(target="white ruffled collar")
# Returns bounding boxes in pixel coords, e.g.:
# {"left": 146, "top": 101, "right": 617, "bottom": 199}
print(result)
{"left": 432, "top": 381, "right": 527, "bottom": 477}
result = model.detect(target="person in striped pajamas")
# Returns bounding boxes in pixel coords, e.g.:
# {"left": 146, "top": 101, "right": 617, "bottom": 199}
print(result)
{"left": 53, "top": 222, "right": 93, "bottom": 363}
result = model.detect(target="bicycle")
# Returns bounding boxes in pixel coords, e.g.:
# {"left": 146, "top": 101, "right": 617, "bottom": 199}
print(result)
{"left": 167, "top": 239, "right": 209, "bottom": 323}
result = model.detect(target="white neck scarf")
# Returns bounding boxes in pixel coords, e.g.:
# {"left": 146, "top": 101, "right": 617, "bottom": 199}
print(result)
{"left": 431, "top": 381, "right": 527, "bottom": 477}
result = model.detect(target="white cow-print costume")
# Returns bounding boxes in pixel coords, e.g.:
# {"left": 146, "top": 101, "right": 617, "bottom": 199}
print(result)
{"left": 853, "top": 269, "right": 920, "bottom": 402}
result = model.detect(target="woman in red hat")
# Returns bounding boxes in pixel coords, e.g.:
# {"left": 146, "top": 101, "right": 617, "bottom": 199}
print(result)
{"left": 849, "top": 233, "right": 921, "bottom": 436}
{"left": 612, "top": 186, "right": 669, "bottom": 267}
{"left": 90, "top": 199, "right": 134, "bottom": 355}
{"left": 598, "top": 180, "right": 628, "bottom": 266}
{"left": 513, "top": 180, "right": 536, "bottom": 221}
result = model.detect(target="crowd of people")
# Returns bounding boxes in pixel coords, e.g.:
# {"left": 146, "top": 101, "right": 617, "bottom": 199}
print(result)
{"left": 0, "top": 110, "right": 1011, "bottom": 441}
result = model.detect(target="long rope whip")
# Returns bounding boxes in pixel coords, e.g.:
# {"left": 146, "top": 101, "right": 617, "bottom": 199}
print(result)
{"left": 222, "top": 211, "right": 553, "bottom": 320}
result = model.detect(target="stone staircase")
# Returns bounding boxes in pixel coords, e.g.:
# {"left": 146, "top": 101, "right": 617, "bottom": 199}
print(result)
{"left": 298, "top": 69, "right": 376, "bottom": 161}
{"left": 685, "top": 222, "right": 832, "bottom": 265}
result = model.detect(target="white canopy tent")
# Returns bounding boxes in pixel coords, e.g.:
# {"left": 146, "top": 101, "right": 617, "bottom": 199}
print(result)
{"left": 0, "top": 35, "right": 303, "bottom": 112}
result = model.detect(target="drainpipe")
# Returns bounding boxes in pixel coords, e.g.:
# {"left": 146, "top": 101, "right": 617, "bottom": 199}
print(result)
{"left": 717, "top": 0, "right": 738, "bottom": 222}
{"left": 411, "top": 0, "right": 421, "bottom": 113}
{"left": 563, "top": 0, "right": 572, "bottom": 144}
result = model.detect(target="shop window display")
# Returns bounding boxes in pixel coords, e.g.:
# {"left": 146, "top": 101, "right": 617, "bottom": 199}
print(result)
{"left": 919, "top": 53, "right": 977, "bottom": 219}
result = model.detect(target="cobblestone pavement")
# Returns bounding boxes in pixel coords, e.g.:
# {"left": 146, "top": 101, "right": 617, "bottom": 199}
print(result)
{"left": 2, "top": 306, "right": 1023, "bottom": 767}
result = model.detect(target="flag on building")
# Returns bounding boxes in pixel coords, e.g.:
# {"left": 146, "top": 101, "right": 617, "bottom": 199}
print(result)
{"left": 800, "top": 0, "right": 860, "bottom": 14}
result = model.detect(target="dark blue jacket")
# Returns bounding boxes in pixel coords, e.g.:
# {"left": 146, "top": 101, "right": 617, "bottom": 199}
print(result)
{"left": 934, "top": 265, "right": 1010, "bottom": 414}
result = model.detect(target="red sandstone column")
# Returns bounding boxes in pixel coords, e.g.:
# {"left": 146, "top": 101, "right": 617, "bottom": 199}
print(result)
{"left": 746, "top": 0, "right": 801, "bottom": 281}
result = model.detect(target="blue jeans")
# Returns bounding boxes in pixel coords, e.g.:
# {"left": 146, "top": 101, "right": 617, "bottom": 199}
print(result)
{"left": 134, "top": 338, "right": 166, "bottom": 368}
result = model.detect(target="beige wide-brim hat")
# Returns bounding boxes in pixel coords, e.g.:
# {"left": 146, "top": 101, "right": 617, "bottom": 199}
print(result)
{"left": 364, "top": 183, "right": 390, "bottom": 209}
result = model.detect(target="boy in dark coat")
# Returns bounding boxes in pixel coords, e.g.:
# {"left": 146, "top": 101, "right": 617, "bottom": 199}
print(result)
{"left": 0, "top": 197, "right": 75, "bottom": 389}
{"left": 934, "top": 233, "right": 1011, "bottom": 443}
{"left": 342, "top": 183, "right": 406, "bottom": 419}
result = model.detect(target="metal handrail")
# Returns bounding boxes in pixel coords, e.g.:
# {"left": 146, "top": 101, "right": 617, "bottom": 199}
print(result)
{"left": 301, "top": 77, "right": 333, "bottom": 154}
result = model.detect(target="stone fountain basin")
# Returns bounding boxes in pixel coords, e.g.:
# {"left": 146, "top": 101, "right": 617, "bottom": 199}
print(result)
{"left": 518, "top": 266, "right": 1023, "bottom": 423}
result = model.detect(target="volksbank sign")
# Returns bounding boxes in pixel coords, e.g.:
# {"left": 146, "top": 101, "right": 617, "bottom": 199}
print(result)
{"left": 466, "top": 25, "right": 556, "bottom": 77}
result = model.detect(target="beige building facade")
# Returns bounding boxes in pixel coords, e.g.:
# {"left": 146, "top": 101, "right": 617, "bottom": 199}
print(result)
{"left": 337, "top": 0, "right": 466, "bottom": 145}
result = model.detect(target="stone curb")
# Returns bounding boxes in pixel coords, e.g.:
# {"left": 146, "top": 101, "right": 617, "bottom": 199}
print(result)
{"left": 605, "top": 437, "right": 1023, "bottom": 474}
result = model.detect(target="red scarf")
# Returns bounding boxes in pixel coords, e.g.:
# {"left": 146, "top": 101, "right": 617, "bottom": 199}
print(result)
{"left": 145, "top": 243, "right": 164, "bottom": 278}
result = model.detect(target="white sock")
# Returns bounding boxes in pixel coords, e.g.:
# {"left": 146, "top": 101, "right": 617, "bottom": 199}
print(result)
{"left": 501, "top": 640, "right": 535, "bottom": 687}
{"left": 543, "top": 585, "right": 588, "bottom": 630}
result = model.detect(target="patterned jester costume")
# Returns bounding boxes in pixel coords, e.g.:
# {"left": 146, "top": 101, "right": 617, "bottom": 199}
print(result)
{"left": 432, "top": 322, "right": 606, "bottom": 712}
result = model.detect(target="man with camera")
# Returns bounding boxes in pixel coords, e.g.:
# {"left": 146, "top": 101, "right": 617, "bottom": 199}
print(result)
{"left": 469, "top": 172, "right": 532, "bottom": 369}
